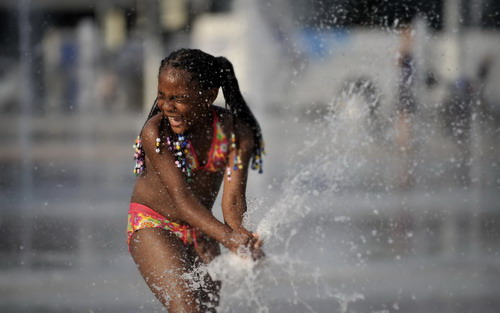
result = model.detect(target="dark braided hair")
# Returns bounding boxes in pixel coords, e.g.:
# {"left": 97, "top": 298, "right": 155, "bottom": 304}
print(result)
{"left": 138, "top": 48, "right": 264, "bottom": 173}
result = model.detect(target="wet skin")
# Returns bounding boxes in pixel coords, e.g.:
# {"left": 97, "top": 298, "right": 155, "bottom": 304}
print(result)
{"left": 128, "top": 65, "right": 263, "bottom": 313}
{"left": 130, "top": 108, "right": 230, "bottom": 223}
{"left": 130, "top": 67, "right": 262, "bottom": 255}
{"left": 131, "top": 67, "right": 228, "bottom": 227}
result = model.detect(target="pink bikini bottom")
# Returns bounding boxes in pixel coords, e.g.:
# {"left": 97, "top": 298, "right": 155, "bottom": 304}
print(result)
{"left": 127, "top": 203, "right": 198, "bottom": 252}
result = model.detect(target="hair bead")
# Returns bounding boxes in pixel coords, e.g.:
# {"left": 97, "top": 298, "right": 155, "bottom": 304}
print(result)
{"left": 155, "top": 137, "right": 161, "bottom": 153}
{"left": 133, "top": 136, "right": 146, "bottom": 176}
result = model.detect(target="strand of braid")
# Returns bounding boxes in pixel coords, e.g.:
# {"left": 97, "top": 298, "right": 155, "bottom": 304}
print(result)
{"left": 215, "top": 55, "right": 264, "bottom": 173}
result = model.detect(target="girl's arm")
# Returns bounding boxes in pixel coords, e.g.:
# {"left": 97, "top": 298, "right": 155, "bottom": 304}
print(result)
{"left": 221, "top": 128, "right": 252, "bottom": 231}
{"left": 221, "top": 122, "right": 264, "bottom": 258}
{"left": 141, "top": 115, "right": 250, "bottom": 252}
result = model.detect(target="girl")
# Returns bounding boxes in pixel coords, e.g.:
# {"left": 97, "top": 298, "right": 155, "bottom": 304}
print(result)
{"left": 127, "top": 49, "right": 265, "bottom": 312}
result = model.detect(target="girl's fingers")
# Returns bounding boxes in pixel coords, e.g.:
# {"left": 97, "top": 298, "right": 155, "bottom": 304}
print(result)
{"left": 253, "top": 240, "right": 262, "bottom": 249}
{"left": 251, "top": 246, "right": 265, "bottom": 260}
{"left": 252, "top": 233, "right": 263, "bottom": 249}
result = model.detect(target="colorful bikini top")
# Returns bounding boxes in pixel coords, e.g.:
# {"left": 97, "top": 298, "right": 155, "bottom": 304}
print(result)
{"left": 134, "top": 108, "right": 244, "bottom": 181}
{"left": 184, "top": 109, "right": 229, "bottom": 172}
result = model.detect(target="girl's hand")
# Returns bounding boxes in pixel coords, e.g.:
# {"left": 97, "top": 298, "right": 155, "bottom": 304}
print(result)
{"left": 251, "top": 233, "right": 265, "bottom": 260}
{"left": 225, "top": 228, "right": 253, "bottom": 252}
{"left": 225, "top": 228, "right": 264, "bottom": 260}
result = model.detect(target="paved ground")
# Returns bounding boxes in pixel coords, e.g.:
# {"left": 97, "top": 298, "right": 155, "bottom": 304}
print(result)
{"left": 1, "top": 111, "right": 499, "bottom": 313}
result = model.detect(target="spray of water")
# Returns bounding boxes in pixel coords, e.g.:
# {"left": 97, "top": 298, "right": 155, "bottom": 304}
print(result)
{"left": 185, "top": 82, "right": 386, "bottom": 313}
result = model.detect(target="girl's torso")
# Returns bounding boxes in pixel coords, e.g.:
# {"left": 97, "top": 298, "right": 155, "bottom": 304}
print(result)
{"left": 130, "top": 106, "right": 232, "bottom": 224}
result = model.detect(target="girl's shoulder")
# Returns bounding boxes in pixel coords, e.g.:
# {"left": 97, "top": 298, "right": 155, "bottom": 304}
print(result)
{"left": 141, "top": 113, "right": 163, "bottom": 139}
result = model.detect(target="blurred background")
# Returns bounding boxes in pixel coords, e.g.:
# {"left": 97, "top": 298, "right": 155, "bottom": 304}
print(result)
{"left": 0, "top": 0, "right": 499, "bottom": 312}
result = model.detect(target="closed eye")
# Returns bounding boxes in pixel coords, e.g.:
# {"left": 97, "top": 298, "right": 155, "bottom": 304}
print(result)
{"left": 172, "top": 96, "right": 188, "bottom": 103}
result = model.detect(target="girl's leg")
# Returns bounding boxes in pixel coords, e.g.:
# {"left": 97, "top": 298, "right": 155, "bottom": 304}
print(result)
{"left": 129, "top": 227, "right": 200, "bottom": 313}
{"left": 190, "top": 237, "right": 222, "bottom": 313}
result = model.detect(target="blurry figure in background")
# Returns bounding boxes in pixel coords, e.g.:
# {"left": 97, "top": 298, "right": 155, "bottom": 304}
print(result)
{"left": 394, "top": 23, "right": 417, "bottom": 190}
{"left": 477, "top": 55, "right": 492, "bottom": 89}
{"left": 438, "top": 56, "right": 495, "bottom": 187}
{"left": 127, "top": 49, "right": 265, "bottom": 312}
{"left": 60, "top": 42, "right": 79, "bottom": 112}
{"left": 441, "top": 79, "right": 473, "bottom": 143}
{"left": 440, "top": 78, "right": 474, "bottom": 186}
{"left": 476, "top": 54, "right": 494, "bottom": 121}
{"left": 96, "top": 66, "right": 121, "bottom": 112}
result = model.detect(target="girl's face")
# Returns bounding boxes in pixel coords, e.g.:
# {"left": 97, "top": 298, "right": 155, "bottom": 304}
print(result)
{"left": 157, "top": 67, "right": 218, "bottom": 134}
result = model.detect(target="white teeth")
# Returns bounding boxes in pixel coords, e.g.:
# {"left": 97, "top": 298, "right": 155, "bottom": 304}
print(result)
{"left": 168, "top": 116, "right": 183, "bottom": 125}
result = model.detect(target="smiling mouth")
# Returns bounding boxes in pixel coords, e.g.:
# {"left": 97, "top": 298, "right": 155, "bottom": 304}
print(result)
{"left": 167, "top": 115, "right": 184, "bottom": 127}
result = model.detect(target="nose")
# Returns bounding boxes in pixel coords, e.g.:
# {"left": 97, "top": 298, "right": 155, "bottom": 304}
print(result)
{"left": 157, "top": 98, "right": 176, "bottom": 112}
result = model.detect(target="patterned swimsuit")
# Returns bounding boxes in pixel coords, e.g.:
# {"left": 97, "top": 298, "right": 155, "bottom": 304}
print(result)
{"left": 185, "top": 109, "right": 229, "bottom": 172}
{"left": 127, "top": 109, "right": 229, "bottom": 251}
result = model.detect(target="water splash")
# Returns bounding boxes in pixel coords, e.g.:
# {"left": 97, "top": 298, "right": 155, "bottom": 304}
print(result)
{"left": 187, "top": 88, "right": 387, "bottom": 312}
